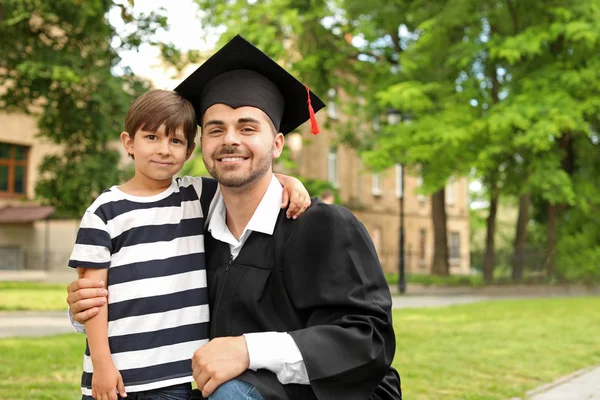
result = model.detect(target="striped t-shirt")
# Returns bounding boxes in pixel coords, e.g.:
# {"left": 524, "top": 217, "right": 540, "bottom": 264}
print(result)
{"left": 68, "top": 176, "right": 217, "bottom": 397}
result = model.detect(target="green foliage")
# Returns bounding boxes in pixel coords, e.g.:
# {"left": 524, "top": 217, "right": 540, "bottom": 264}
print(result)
{"left": 0, "top": 1, "right": 166, "bottom": 217}
{"left": 555, "top": 208, "right": 600, "bottom": 283}
{"left": 180, "top": 149, "right": 210, "bottom": 177}
{"left": 184, "top": 1, "right": 600, "bottom": 280}
{"left": 297, "top": 177, "right": 339, "bottom": 203}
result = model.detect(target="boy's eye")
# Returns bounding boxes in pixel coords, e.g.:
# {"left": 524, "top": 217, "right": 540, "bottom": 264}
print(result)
{"left": 146, "top": 134, "right": 156, "bottom": 140}
{"left": 172, "top": 138, "right": 183, "bottom": 144}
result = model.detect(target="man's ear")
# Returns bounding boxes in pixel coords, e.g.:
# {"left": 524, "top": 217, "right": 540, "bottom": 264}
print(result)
{"left": 186, "top": 142, "right": 196, "bottom": 160}
{"left": 272, "top": 133, "right": 284, "bottom": 159}
{"left": 120, "top": 131, "right": 134, "bottom": 158}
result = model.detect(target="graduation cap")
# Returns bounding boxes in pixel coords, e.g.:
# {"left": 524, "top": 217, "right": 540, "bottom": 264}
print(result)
{"left": 174, "top": 35, "right": 325, "bottom": 135}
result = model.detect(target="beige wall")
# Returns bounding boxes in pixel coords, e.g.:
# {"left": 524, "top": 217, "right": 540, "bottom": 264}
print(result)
{"left": 290, "top": 110, "right": 471, "bottom": 275}
{"left": 0, "top": 220, "right": 78, "bottom": 270}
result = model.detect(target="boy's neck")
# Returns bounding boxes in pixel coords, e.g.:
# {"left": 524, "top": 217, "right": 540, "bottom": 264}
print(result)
{"left": 118, "top": 173, "right": 173, "bottom": 196}
{"left": 221, "top": 172, "right": 273, "bottom": 240}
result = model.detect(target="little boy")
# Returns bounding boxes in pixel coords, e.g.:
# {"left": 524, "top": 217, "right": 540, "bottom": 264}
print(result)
{"left": 68, "top": 89, "right": 310, "bottom": 400}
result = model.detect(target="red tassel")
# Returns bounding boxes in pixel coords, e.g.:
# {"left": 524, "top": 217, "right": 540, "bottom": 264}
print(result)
{"left": 305, "top": 85, "right": 320, "bottom": 135}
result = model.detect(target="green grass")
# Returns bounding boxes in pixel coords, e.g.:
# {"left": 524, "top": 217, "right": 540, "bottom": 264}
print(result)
{"left": 0, "top": 333, "right": 83, "bottom": 400}
{"left": 385, "top": 272, "right": 580, "bottom": 287}
{"left": 0, "top": 281, "right": 66, "bottom": 311}
{"left": 386, "top": 272, "right": 487, "bottom": 287}
{"left": 392, "top": 297, "right": 600, "bottom": 399}
{"left": 0, "top": 297, "right": 599, "bottom": 399}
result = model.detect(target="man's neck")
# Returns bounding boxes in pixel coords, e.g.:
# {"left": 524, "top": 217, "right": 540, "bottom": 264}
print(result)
{"left": 221, "top": 172, "right": 273, "bottom": 240}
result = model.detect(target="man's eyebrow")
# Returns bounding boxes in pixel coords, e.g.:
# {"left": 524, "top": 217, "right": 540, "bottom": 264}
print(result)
{"left": 238, "top": 117, "right": 262, "bottom": 124}
{"left": 203, "top": 119, "right": 225, "bottom": 127}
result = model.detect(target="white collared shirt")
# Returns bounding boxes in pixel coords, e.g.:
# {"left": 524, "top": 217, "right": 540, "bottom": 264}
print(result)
{"left": 208, "top": 175, "right": 309, "bottom": 385}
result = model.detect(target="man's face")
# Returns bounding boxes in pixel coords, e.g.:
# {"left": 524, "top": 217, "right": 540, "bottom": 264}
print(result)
{"left": 201, "top": 104, "right": 284, "bottom": 189}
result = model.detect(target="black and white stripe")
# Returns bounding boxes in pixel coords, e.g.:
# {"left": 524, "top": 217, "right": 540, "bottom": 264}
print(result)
{"left": 69, "top": 176, "right": 218, "bottom": 395}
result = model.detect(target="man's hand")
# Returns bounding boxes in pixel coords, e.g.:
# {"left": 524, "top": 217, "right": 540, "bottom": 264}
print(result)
{"left": 192, "top": 336, "right": 250, "bottom": 397}
{"left": 66, "top": 276, "right": 108, "bottom": 324}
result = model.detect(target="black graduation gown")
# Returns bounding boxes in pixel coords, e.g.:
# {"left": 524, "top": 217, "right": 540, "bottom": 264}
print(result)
{"left": 204, "top": 199, "right": 402, "bottom": 400}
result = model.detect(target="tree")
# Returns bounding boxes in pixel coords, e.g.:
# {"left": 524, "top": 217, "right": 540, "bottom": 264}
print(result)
{"left": 0, "top": 1, "right": 168, "bottom": 217}
{"left": 195, "top": 0, "right": 465, "bottom": 275}
{"left": 193, "top": 0, "right": 600, "bottom": 282}
{"left": 484, "top": 0, "right": 600, "bottom": 279}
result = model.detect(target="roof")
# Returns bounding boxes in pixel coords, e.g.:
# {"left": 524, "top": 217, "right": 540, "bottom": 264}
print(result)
{"left": 0, "top": 205, "right": 55, "bottom": 223}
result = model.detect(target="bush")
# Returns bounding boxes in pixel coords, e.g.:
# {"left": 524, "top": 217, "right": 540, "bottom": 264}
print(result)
{"left": 298, "top": 178, "right": 340, "bottom": 203}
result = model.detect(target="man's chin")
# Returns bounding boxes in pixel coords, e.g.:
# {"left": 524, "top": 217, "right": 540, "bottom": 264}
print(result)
{"left": 218, "top": 177, "right": 252, "bottom": 188}
{"left": 213, "top": 171, "right": 261, "bottom": 189}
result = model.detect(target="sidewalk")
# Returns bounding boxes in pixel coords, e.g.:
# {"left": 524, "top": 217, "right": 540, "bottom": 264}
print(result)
{"left": 511, "top": 366, "right": 600, "bottom": 400}
{"left": 0, "top": 311, "right": 74, "bottom": 338}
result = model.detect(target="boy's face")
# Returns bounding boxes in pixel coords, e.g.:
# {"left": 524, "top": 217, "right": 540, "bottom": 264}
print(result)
{"left": 200, "top": 103, "right": 284, "bottom": 189}
{"left": 121, "top": 124, "right": 195, "bottom": 185}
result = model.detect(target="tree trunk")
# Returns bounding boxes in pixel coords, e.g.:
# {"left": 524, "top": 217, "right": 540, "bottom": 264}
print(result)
{"left": 512, "top": 193, "right": 530, "bottom": 282}
{"left": 431, "top": 188, "right": 449, "bottom": 276}
{"left": 545, "top": 203, "right": 558, "bottom": 278}
{"left": 543, "top": 133, "right": 575, "bottom": 279}
{"left": 483, "top": 184, "right": 498, "bottom": 284}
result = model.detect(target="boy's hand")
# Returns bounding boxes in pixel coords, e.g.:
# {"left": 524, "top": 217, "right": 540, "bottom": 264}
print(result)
{"left": 91, "top": 360, "right": 126, "bottom": 400}
{"left": 278, "top": 175, "right": 311, "bottom": 219}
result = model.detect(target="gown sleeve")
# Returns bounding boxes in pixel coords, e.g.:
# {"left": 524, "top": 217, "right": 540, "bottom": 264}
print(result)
{"left": 282, "top": 202, "right": 397, "bottom": 400}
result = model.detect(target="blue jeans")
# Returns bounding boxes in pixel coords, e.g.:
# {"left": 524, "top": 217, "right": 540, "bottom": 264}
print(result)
{"left": 208, "top": 379, "right": 264, "bottom": 400}
{"left": 116, "top": 383, "right": 191, "bottom": 400}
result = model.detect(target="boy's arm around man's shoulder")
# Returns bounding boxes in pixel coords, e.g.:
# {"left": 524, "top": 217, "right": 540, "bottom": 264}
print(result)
{"left": 280, "top": 200, "right": 396, "bottom": 400}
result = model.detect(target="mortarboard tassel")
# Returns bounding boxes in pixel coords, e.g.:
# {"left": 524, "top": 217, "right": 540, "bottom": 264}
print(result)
{"left": 305, "top": 85, "right": 320, "bottom": 135}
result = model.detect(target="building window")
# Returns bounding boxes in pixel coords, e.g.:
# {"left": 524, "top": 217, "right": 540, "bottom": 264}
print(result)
{"left": 450, "top": 231, "right": 460, "bottom": 262}
{"left": 327, "top": 147, "right": 338, "bottom": 187}
{"left": 419, "top": 228, "right": 426, "bottom": 266}
{"left": 0, "top": 143, "right": 28, "bottom": 197}
{"left": 395, "top": 164, "right": 403, "bottom": 198}
{"left": 372, "top": 173, "right": 382, "bottom": 196}
{"left": 446, "top": 178, "right": 455, "bottom": 206}
{"left": 417, "top": 172, "right": 425, "bottom": 203}
{"left": 327, "top": 88, "right": 338, "bottom": 120}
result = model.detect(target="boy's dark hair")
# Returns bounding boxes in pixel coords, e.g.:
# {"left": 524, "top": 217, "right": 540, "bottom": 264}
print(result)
{"left": 125, "top": 89, "right": 197, "bottom": 149}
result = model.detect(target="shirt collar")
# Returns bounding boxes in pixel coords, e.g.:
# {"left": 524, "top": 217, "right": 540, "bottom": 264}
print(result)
{"left": 207, "top": 175, "right": 283, "bottom": 240}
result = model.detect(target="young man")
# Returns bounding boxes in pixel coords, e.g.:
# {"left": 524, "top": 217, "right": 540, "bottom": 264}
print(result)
{"left": 68, "top": 35, "right": 402, "bottom": 400}
{"left": 67, "top": 89, "right": 311, "bottom": 400}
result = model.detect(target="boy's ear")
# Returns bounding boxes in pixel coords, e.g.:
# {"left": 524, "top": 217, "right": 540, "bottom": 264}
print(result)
{"left": 120, "top": 132, "right": 134, "bottom": 157}
{"left": 186, "top": 142, "right": 196, "bottom": 160}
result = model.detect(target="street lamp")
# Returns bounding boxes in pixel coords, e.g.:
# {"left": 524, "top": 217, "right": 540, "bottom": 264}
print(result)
{"left": 386, "top": 109, "right": 406, "bottom": 294}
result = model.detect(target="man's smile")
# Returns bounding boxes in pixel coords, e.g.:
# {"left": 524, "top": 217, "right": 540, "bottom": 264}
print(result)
{"left": 217, "top": 156, "right": 249, "bottom": 164}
